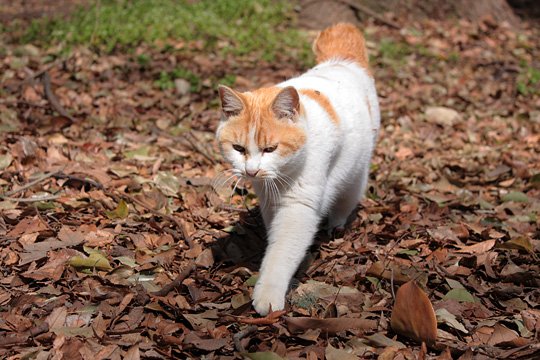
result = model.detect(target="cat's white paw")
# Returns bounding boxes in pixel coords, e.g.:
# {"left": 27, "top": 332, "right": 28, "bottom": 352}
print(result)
{"left": 252, "top": 281, "right": 286, "bottom": 316}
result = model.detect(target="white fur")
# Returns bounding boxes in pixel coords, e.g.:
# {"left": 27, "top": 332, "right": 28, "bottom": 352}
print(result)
{"left": 219, "top": 60, "right": 380, "bottom": 315}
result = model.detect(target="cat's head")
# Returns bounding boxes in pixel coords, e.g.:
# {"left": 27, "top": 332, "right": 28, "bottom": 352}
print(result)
{"left": 216, "top": 85, "right": 306, "bottom": 180}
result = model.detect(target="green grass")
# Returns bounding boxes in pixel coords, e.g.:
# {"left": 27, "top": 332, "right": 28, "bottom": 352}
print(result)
{"left": 378, "top": 38, "right": 412, "bottom": 62}
{"left": 154, "top": 67, "right": 201, "bottom": 91}
{"left": 19, "top": 0, "right": 310, "bottom": 62}
{"left": 517, "top": 65, "right": 540, "bottom": 96}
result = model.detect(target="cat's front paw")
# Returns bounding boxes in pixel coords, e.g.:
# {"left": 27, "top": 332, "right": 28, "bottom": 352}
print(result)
{"left": 252, "top": 281, "right": 286, "bottom": 316}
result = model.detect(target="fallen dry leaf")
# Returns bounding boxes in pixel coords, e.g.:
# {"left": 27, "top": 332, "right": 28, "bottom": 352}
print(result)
{"left": 456, "top": 239, "right": 496, "bottom": 254}
{"left": 390, "top": 281, "right": 437, "bottom": 346}
{"left": 284, "top": 317, "right": 377, "bottom": 334}
{"left": 183, "top": 332, "right": 229, "bottom": 351}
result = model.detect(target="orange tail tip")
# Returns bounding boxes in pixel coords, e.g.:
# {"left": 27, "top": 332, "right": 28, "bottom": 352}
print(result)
{"left": 312, "top": 23, "right": 369, "bottom": 70}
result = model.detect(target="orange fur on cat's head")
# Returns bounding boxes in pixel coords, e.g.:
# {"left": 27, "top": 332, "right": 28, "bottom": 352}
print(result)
{"left": 217, "top": 85, "right": 307, "bottom": 159}
{"left": 312, "top": 22, "right": 369, "bottom": 71}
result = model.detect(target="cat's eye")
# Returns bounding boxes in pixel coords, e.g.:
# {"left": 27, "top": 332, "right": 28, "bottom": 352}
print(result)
{"left": 263, "top": 145, "right": 278, "bottom": 153}
{"left": 232, "top": 144, "right": 246, "bottom": 154}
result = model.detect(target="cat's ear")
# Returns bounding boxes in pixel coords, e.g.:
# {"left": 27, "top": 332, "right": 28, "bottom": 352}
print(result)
{"left": 272, "top": 86, "right": 300, "bottom": 120}
{"left": 218, "top": 85, "right": 244, "bottom": 118}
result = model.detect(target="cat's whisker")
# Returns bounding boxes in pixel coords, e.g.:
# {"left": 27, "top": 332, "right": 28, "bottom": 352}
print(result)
{"left": 260, "top": 178, "right": 270, "bottom": 210}
{"left": 228, "top": 177, "right": 242, "bottom": 204}
{"left": 211, "top": 169, "right": 235, "bottom": 186}
{"left": 274, "top": 173, "right": 294, "bottom": 189}
{"left": 268, "top": 178, "right": 280, "bottom": 206}
{"left": 212, "top": 171, "right": 239, "bottom": 194}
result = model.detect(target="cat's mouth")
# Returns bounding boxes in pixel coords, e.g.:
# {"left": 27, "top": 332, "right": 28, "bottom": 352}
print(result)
{"left": 245, "top": 171, "right": 266, "bottom": 179}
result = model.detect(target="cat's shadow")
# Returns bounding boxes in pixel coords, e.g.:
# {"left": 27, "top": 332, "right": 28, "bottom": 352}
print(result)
{"left": 210, "top": 207, "right": 268, "bottom": 272}
{"left": 209, "top": 207, "right": 335, "bottom": 279}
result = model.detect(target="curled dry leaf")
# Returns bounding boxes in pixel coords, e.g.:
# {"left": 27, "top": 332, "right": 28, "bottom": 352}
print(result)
{"left": 390, "top": 281, "right": 437, "bottom": 346}
{"left": 456, "top": 239, "right": 496, "bottom": 254}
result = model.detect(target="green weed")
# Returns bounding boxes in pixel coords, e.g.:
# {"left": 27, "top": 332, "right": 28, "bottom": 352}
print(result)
{"left": 19, "top": 0, "right": 310, "bottom": 62}
{"left": 378, "top": 38, "right": 411, "bottom": 62}
{"left": 218, "top": 74, "right": 237, "bottom": 88}
{"left": 136, "top": 54, "right": 151, "bottom": 67}
{"left": 517, "top": 66, "right": 540, "bottom": 96}
{"left": 154, "top": 67, "right": 201, "bottom": 91}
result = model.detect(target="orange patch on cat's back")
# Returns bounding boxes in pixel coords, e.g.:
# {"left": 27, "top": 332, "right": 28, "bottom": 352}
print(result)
{"left": 299, "top": 89, "right": 339, "bottom": 125}
{"left": 313, "top": 23, "right": 370, "bottom": 72}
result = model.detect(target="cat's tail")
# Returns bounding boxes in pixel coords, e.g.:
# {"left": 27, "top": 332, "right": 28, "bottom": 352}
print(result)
{"left": 312, "top": 23, "right": 369, "bottom": 69}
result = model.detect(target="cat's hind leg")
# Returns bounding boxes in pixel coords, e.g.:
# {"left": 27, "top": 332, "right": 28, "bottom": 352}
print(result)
{"left": 327, "top": 170, "right": 368, "bottom": 232}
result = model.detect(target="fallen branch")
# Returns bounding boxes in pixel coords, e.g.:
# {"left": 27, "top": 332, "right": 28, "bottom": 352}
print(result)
{"left": 184, "top": 131, "right": 217, "bottom": 165}
{"left": 53, "top": 172, "right": 104, "bottom": 190}
{"left": 195, "top": 275, "right": 224, "bottom": 293}
{"left": 151, "top": 263, "right": 196, "bottom": 297}
{"left": 20, "top": 58, "right": 63, "bottom": 87}
{"left": 120, "top": 192, "right": 193, "bottom": 247}
{"left": 152, "top": 126, "right": 216, "bottom": 165}
{"left": 0, "top": 194, "right": 61, "bottom": 202}
{"left": 3, "top": 169, "right": 61, "bottom": 197}
{"left": 338, "top": 0, "right": 401, "bottom": 29}
{"left": 233, "top": 325, "right": 257, "bottom": 352}
{"left": 41, "top": 71, "right": 77, "bottom": 122}
{"left": 218, "top": 204, "right": 250, "bottom": 213}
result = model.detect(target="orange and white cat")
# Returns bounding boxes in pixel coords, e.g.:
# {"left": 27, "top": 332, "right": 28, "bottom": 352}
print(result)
{"left": 216, "top": 23, "right": 380, "bottom": 315}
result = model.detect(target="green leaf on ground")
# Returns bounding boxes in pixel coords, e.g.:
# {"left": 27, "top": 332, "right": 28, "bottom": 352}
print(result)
{"left": 443, "top": 288, "right": 476, "bottom": 303}
{"left": 105, "top": 199, "right": 129, "bottom": 219}
{"left": 501, "top": 191, "right": 528, "bottom": 203}
{"left": 68, "top": 252, "right": 113, "bottom": 271}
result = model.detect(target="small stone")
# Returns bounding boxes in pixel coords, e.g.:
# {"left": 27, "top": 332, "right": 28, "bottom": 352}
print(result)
{"left": 425, "top": 106, "right": 461, "bottom": 127}
{"left": 175, "top": 78, "right": 191, "bottom": 96}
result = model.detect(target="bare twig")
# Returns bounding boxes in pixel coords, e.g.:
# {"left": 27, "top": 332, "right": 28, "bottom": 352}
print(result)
{"left": 237, "top": 310, "right": 287, "bottom": 325}
{"left": 151, "top": 263, "right": 196, "bottom": 297}
{"left": 41, "top": 71, "right": 77, "bottom": 122}
{"left": 53, "top": 172, "right": 104, "bottom": 190}
{"left": 233, "top": 325, "right": 257, "bottom": 352}
{"left": 152, "top": 126, "right": 216, "bottom": 165}
{"left": 34, "top": 205, "right": 53, "bottom": 231}
{"left": 3, "top": 169, "right": 61, "bottom": 197}
{"left": 0, "top": 194, "right": 61, "bottom": 202}
{"left": 20, "top": 58, "right": 64, "bottom": 87}
{"left": 185, "top": 131, "right": 217, "bottom": 164}
{"left": 338, "top": 0, "right": 401, "bottom": 29}
{"left": 120, "top": 192, "right": 193, "bottom": 247}
{"left": 195, "top": 275, "right": 224, "bottom": 293}
{"left": 218, "top": 204, "right": 250, "bottom": 213}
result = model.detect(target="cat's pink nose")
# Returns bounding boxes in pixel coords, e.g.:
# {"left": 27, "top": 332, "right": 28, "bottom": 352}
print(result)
{"left": 246, "top": 169, "right": 259, "bottom": 177}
